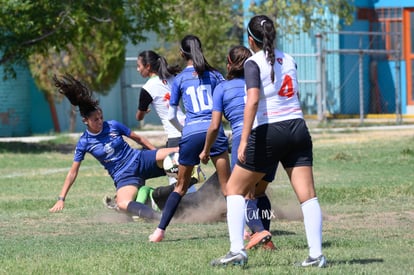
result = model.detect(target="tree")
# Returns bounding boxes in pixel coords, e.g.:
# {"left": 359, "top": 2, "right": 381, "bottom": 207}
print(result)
{"left": 0, "top": 1, "right": 175, "bottom": 78}
{"left": 28, "top": 23, "right": 126, "bottom": 132}
{"left": 250, "top": 0, "right": 354, "bottom": 34}
{"left": 156, "top": 0, "right": 244, "bottom": 75}
{"left": 0, "top": 0, "right": 176, "bottom": 132}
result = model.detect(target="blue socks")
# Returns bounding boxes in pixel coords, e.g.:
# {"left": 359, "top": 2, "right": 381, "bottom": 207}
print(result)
{"left": 257, "top": 195, "right": 272, "bottom": 231}
{"left": 158, "top": 192, "right": 182, "bottom": 230}
{"left": 245, "top": 199, "right": 265, "bottom": 233}
{"left": 126, "top": 201, "right": 161, "bottom": 220}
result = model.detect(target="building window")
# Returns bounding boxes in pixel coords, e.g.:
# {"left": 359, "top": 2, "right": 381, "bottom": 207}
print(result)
{"left": 371, "top": 8, "right": 403, "bottom": 60}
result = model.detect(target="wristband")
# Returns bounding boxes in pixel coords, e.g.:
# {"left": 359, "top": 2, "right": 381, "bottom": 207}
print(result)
{"left": 57, "top": 196, "right": 65, "bottom": 201}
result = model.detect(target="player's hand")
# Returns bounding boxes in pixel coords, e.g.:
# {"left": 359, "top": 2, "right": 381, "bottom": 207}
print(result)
{"left": 199, "top": 150, "right": 210, "bottom": 165}
{"left": 49, "top": 200, "right": 65, "bottom": 212}
{"left": 238, "top": 141, "right": 247, "bottom": 163}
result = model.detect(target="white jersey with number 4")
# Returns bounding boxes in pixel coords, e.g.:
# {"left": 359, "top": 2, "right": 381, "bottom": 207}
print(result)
{"left": 246, "top": 49, "right": 303, "bottom": 129}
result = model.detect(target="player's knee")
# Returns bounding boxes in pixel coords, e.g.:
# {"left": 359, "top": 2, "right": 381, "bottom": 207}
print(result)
{"left": 116, "top": 200, "right": 129, "bottom": 211}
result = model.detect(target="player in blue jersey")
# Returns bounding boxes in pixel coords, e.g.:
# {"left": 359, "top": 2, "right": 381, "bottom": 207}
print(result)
{"left": 49, "top": 74, "right": 178, "bottom": 220}
{"left": 211, "top": 15, "right": 326, "bottom": 268}
{"left": 199, "top": 45, "right": 275, "bottom": 250}
{"left": 149, "top": 35, "right": 231, "bottom": 242}
{"left": 135, "top": 50, "right": 199, "bottom": 194}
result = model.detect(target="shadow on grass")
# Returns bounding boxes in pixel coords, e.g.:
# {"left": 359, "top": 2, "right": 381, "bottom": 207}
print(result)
{"left": 0, "top": 141, "right": 75, "bottom": 154}
{"left": 329, "top": 258, "right": 384, "bottom": 266}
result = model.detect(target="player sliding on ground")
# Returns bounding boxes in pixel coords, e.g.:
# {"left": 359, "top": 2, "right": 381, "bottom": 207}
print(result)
{"left": 49, "top": 74, "right": 178, "bottom": 220}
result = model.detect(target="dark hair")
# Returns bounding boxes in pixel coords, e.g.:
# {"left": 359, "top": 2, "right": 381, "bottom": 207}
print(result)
{"left": 138, "top": 50, "right": 181, "bottom": 80}
{"left": 226, "top": 46, "right": 252, "bottom": 80}
{"left": 53, "top": 74, "right": 100, "bottom": 118}
{"left": 247, "top": 15, "right": 276, "bottom": 83}
{"left": 180, "top": 34, "right": 217, "bottom": 76}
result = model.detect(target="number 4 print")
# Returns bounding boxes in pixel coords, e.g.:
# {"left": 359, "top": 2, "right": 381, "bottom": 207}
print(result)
{"left": 278, "top": 75, "right": 294, "bottom": 98}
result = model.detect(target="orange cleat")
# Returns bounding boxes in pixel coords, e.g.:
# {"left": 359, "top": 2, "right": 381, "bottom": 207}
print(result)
{"left": 245, "top": 230, "right": 272, "bottom": 250}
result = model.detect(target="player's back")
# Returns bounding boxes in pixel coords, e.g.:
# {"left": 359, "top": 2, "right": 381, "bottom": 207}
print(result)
{"left": 171, "top": 66, "right": 224, "bottom": 135}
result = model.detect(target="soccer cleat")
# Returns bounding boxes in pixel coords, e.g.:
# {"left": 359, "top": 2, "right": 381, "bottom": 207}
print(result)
{"left": 300, "top": 255, "right": 327, "bottom": 268}
{"left": 211, "top": 249, "right": 248, "bottom": 267}
{"left": 149, "top": 228, "right": 165, "bottom": 242}
{"left": 245, "top": 230, "right": 272, "bottom": 250}
{"left": 103, "top": 195, "right": 118, "bottom": 210}
{"left": 191, "top": 165, "right": 206, "bottom": 183}
{"left": 148, "top": 189, "right": 160, "bottom": 211}
{"left": 262, "top": 240, "right": 276, "bottom": 250}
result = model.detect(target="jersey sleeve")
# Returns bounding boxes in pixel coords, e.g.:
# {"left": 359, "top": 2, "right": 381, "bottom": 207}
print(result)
{"left": 170, "top": 76, "right": 181, "bottom": 107}
{"left": 73, "top": 139, "right": 86, "bottom": 162}
{"left": 212, "top": 83, "right": 224, "bottom": 112}
{"left": 244, "top": 60, "right": 261, "bottom": 90}
{"left": 138, "top": 88, "right": 153, "bottom": 111}
{"left": 109, "top": 120, "right": 131, "bottom": 137}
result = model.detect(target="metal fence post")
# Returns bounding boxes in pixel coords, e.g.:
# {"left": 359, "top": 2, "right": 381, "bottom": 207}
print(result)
{"left": 358, "top": 35, "right": 364, "bottom": 124}
{"left": 395, "top": 34, "right": 402, "bottom": 124}
{"left": 316, "top": 33, "right": 323, "bottom": 121}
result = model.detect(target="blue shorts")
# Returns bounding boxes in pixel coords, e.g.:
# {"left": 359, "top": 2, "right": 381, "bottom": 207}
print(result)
{"left": 115, "top": 150, "right": 166, "bottom": 190}
{"left": 178, "top": 130, "right": 228, "bottom": 166}
{"left": 237, "top": 118, "right": 313, "bottom": 174}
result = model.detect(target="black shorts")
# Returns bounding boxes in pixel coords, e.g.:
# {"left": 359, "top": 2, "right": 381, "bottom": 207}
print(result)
{"left": 237, "top": 118, "right": 313, "bottom": 173}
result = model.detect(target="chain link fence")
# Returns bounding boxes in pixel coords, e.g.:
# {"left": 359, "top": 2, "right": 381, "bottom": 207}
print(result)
{"left": 294, "top": 31, "right": 402, "bottom": 124}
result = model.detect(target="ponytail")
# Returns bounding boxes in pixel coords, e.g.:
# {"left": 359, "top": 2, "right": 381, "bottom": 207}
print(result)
{"left": 53, "top": 74, "right": 100, "bottom": 118}
{"left": 247, "top": 15, "right": 276, "bottom": 83}
{"left": 138, "top": 50, "right": 180, "bottom": 81}
{"left": 180, "top": 34, "right": 217, "bottom": 76}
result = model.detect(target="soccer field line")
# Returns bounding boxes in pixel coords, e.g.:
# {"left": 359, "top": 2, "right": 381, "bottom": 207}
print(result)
{"left": 0, "top": 165, "right": 100, "bottom": 179}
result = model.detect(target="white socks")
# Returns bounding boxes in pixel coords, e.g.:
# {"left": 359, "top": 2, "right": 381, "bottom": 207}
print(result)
{"left": 301, "top": 197, "right": 323, "bottom": 258}
{"left": 227, "top": 195, "right": 246, "bottom": 253}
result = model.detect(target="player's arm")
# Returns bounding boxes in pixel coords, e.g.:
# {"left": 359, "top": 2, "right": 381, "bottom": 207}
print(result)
{"left": 129, "top": 131, "right": 156, "bottom": 150}
{"left": 49, "top": 161, "right": 81, "bottom": 212}
{"left": 200, "top": 110, "right": 222, "bottom": 164}
{"left": 239, "top": 60, "right": 260, "bottom": 163}
{"left": 167, "top": 105, "right": 183, "bottom": 132}
{"left": 136, "top": 88, "right": 153, "bottom": 121}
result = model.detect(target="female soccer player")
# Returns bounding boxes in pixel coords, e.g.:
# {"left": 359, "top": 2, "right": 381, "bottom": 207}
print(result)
{"left": 135, "top": 50, "right": 184, "bottom": 148}
{"left": 135, "top": 50, "right": 199, "bottom": 193}
{"left": 149, "top": 35, "right": 231, "bottom": 242}
{"left": 49, "top": 74, "right": 177, "bottom": 220}
{"left": 211, "top": 15, "right": 326, "bottom": 268}
{"left": 199, "top": 45, "right": 275, "bottom": 250}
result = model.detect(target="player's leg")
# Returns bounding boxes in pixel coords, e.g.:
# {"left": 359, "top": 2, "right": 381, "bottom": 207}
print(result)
{"left": 116, "top": 185, "right": 161, "bottom": 220}
{"left": 210, "top": 151, "right": 231, "bottom": 196}
{"left": 287, "top": 165, "right": 324, "bottom": 267}
{"left": 149, "top": 164, "right": 193, "bottom": 242}
{"left": 212, "top": 166, "right": 263, "bottom": 266}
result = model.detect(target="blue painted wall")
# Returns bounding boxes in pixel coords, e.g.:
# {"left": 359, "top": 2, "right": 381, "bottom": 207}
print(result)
{"left": 0, "top": 66, "right": 31, "bottom": 136}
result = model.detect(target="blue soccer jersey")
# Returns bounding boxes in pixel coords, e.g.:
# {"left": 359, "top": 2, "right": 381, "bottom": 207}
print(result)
{"left": 170, "top": 66, "right": 224, "bottom": 137}
{"left": 74, "top": 120, "right": 139, "bottom": 182}
{"left": 212, "top": 78, "right": 246, "bottom": 139}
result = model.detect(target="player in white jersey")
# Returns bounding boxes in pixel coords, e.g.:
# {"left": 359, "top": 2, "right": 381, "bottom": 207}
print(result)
{"left": 211, "top": 15, "right": 326, "bottom": 268}
{"left": 199, "top": 45, "right": 275, "bottom": 250}
{"left": 149, "top": 35, "right": 231, "bottom": 242}
{"left": 136, "top": 50, "right": 185, "bottom": 147}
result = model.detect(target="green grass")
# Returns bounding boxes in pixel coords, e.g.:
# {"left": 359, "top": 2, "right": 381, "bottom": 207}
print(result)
{"left": 0, "top": 129, "right": 413, "bottom": 274}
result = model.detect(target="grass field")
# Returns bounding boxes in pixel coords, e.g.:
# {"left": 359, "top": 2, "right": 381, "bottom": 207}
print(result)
{"left": 0, "top": 126, "right": 413, "bottom": 274}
